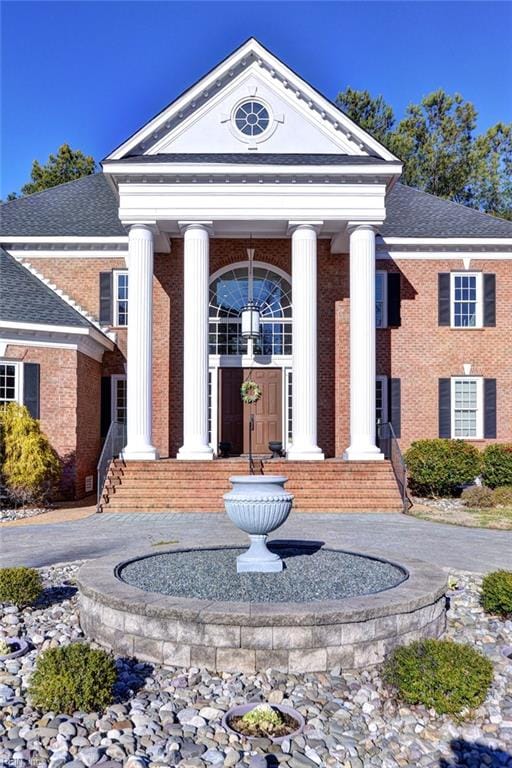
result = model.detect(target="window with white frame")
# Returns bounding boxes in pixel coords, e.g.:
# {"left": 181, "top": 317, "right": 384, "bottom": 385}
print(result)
{"left": 0, "top": 362, "right": 20, "bottom": 406}
{"left": 113, "top": 271, "right": 128, "bottom": 327}
{"left": 451, "top": 377, "right": 483, "bottom": 439}
{"left": 375, "top": 272, "right": 387, "bottom": 328}
{"left": 451, "top": 273, "right": 482, "bottom": 328}
{"left": 111, "top": 375, "right": 127, "bottom": 424}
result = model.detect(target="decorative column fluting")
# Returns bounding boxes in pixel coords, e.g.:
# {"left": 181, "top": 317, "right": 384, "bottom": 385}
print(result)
{"left": 287, "top": 222, "right": 324, "bottom": 460}
{"left": 344, "top": 224, "right": 383, "bottom": 460}
{"left": 123, "top": 223, "right": 158, "bottom": 460}
{"left": 177, "top": 222, "right": 214, "bottom": 460}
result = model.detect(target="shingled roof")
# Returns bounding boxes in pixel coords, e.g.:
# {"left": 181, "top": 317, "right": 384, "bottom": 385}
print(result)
{"left": 0, "top": 173, "right": 125, "bottom": 237}
{"left": 107, "top": 153, "right": 390, "bottom": 166}
{"left": 1, "top": 172, "right": 511, "bottom": 239}
{"left": 0, "top": 247, "right": 94, "bottom": 328}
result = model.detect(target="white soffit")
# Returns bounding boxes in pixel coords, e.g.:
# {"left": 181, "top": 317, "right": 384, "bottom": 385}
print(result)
{"left": 106, "top": 38, "right": 399, "bottom": 163}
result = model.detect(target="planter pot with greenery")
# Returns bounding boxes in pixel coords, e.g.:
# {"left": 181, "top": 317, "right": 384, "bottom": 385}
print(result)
{"left": 0, "top": 637, "right": 29, "bottom": 661}
{"left": 222, "top": 703, "right": 305, "bottom": 743}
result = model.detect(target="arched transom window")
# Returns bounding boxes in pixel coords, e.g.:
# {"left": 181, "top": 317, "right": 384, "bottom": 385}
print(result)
{"left": 209, "top": 263, "right": 292, "bottom": 356}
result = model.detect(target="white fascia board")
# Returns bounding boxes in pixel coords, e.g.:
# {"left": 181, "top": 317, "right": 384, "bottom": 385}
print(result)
{"left": 104, "top": 161, "right": 402, "bottom": 176}
{"left": 380, "top": 237, "right": 512, "bottom": 246}
{"left": 0, "top": 321, "right": 114, "bottom": 350}
{"left": 377, "top": 250, "right": 512, "bottom": 260}
{"left": 6, "top": 250, "right": 127, "bottom": 259}
{"left": 106, "top": 38, "right": 399, "bottom": 162}
{"left": 0, "top": 236, "right": 128, "bottom": 244}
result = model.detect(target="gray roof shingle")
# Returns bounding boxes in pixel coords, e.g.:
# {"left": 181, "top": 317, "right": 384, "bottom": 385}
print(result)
{"left": 382, "top": 183, "right": 512, "bottom": 238}
{"left": 110, "top": 153, "right": 388, "bottom": 165}
{"left": 0, "top": 247, "right": 92, "bottom": 328}
{"left": 1, "top": 172, "right": 511, "bottom": 239}
{"left": 0, "top": 174, "right": 125, "bottom": 237}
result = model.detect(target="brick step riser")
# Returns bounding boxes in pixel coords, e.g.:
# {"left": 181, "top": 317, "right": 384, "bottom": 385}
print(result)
{"left": 110, "top": 490, "right": 400, "bottom": 500}
{"left": 112, "top": 479, "right": 398, "bottom": 489}
{"left": 105, "top": 505, "right": 402, "bottom": 513}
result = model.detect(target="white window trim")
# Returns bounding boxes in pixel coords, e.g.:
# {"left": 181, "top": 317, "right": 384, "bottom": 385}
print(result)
{"left": 375, "top": 271, "right": 388, "bottom": 328}
{"left": 451, "top": 376, "right": 484, "bottom": 440}
{"left": 376, "top": 375, "right": 388, "bottom": 424}
{"left": 111, "top": 374, "right": 127, "bottom": 424}
{"left": 208, "top": 367, "right": 219, "bottom": 454}
{"left": 450, "top": 272, "right": 483, "bottom": 329}
{"left": 0, "top": 360, "right": 23, "bottom": 404}
{"left": 113, "top": 269, "right": 128, "bottom": 328}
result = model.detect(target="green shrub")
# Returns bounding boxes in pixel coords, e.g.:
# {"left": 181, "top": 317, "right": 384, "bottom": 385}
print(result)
{"left": 0, "top": 567, "right": 43, "bottom": 607}
{"left": 460, "top": 485, "right": 495, "bottom": 508}
{"left": 0, "top": 403, "right": 61, "bottom": 505}
{"left": 492, "top": 485, "right": 512, "bottom": 507}
{"left": 383, "top": 639, "right": 493, "bottom": 716}
{"left": 404, "top": 439, "right": 481, "bottom": 497}
{"left": 29, "top": 643, "right": 117, "bottom": 714}
{"left": 481, "top": 570, "right": 512, "bottom": 617}
{"left": 481, "top": 444, "right": 512, "bottom": 489}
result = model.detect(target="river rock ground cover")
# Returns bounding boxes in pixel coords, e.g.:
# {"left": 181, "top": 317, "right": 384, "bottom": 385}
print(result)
{"left": 0, "top": 563, "right": 511, "bottom": 768}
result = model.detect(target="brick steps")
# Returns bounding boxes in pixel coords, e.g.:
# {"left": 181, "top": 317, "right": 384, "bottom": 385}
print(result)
{"left": 100, "top": 458, "right": 403, "bottom": 513}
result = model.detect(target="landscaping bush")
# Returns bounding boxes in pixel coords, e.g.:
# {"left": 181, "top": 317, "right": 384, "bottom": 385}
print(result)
{"left": 0, "top": 403, "right": 61, "bottom": 505}
{"left": 461, "top": 485, "right": 495, "bottom": 508}
{"left": 29, "top": 643, "right": 117, "bottom": 714}
{"left": 481, "top": 444, "right": 512, "bottom": 489}
{"left": 0, "top": 566, "right": 43, "bottom": 607}
{"left": 383, "top": 639, "right": 493, "bottom": 716}
{"left": 492, "top": 485, "right": 512, "bottom": 507}
{"left": 481, "top": 570, "right": 512, "bottom": 617}
{"left": 404, "top": 439, "right": 481, "bottom": 497}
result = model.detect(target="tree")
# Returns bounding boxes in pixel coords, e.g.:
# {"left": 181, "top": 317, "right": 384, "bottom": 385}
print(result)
{"left": 335, "top": 87, "right": 395, "bottom": 144}
{"left": 20, "top": 144, "right": 96, "bottom": 196}
{"left": 335, "top": 86, "right": 512, "bottom": 220}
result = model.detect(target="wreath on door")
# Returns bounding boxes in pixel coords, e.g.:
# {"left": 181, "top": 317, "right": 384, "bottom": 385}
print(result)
{"left": 240, "top": 379, "right": 262, "bottom": 404}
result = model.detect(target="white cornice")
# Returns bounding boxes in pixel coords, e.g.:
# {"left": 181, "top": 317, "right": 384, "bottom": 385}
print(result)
{"left": 1, "top": 236, "right": 128, "bottom": 244}
{"left": 380, "top": 237, "right": 512, "bottom": 246}
{"left": 106, "top": 38, "right": 399, "bottom": 163}
{"left": 103, "top": 162, "right": 401, "bottom": 178}
{"left": 0, "top": 328, "right": 113, "bottom": 362}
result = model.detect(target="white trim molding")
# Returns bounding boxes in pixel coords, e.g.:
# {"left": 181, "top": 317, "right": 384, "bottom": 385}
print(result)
{"left": 451, "top": 376, "right": 484, "bottom": 440}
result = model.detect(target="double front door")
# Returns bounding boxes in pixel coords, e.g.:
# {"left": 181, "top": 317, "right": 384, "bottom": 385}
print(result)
{"left": 220, "top": 368, "right": 282, "bottom": 455}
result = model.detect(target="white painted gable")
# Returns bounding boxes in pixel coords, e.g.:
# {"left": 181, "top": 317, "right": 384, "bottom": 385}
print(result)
{"left": 151, "top": 69, "right": 358, "bottom": 155}
{"left": 107, "top": 38, "right": 398, "bottom": 162}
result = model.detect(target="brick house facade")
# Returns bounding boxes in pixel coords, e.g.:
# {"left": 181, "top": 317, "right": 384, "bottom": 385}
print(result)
{"left": 1, "top": 39, "right": 511, "bottom": 501}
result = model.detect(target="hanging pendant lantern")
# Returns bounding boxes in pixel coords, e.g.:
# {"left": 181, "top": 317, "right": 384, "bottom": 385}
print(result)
{"left": 241, "top": 240, "right": 260, "bottom": 340}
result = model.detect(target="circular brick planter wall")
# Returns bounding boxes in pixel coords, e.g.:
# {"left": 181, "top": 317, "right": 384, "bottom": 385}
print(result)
{"left": 77, "top": 548, "right": 447, "bottom": 674}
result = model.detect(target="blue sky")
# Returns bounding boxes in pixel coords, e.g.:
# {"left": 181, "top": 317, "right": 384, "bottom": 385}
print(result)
{"left": 2, "top": 1, "right": 511, "bottom": 197}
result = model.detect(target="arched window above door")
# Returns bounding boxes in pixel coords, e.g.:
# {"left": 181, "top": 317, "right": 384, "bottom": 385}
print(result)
{"left": 209, "top": 262, "right": 292, "bottom": 356}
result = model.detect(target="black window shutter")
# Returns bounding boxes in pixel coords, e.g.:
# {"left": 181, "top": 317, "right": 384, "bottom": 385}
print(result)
{"left": 483, "top": 274, "right": 496, "bottom": 327}
{"left": 438, "top": 273, "right": 451, "bottom": 326}
{"left": 100, "top": 377, "right": 112, "bottom": 438}
{"left": 388, "top": 378, "right": 401, "bottom": 438}
{"left": 23, "top": 363, "right": 40, "bottom": 419}
{"left": 387, "top": 274, "right": 401, "bottom": 327}
{"left": 439, "top": 378, "right": 451, "bottom": 438}
{"left": 99, "top": 272, "right": 113, "bottom": 325}
{"left": 484, "top": 378, "right": 497, "bottom": 439}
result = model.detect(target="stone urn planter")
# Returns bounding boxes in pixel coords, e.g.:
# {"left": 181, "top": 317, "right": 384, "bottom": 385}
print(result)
{"left": 0, "top": 637, "right": 29, "bottom": 661}
{"left": 224, "top": 475, "right": 293, "bottom": 572}
{"left": 222, "top": 702, "right": 304, "bottom": 743}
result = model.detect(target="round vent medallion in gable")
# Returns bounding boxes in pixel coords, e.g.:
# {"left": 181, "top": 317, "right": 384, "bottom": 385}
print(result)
{"left": 234, "top": 101, "right": 270, "bottom": 137}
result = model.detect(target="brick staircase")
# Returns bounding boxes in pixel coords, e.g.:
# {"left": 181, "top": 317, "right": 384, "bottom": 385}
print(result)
{"left": 99, "top": 458, "right": 403, "bottom": 513}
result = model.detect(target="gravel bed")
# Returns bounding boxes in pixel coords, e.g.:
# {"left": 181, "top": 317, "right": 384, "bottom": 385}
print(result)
{"left": 412, "top": 497, "right": 465, "bottom": 512}
{"left": 1, "top": 563, "right": 511, "bottom": 768}
{"left": 0, "top": 506, "right": 50, "bottom": 523}
{"left": 118, "top": 547, "right": 407, "bottom": 602}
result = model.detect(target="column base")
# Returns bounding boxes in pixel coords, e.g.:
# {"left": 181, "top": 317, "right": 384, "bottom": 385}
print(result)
{"left": 122, "top": 443, "right": 159, "bottom": 461}
{"left": 287, "top": 446, "right": 325, "bottom": 461}
{"left": 343, "top": 445, "right": 384, "bottom": 461}
{"left": 177, "top": 445, "right": 214, "bottom": 461}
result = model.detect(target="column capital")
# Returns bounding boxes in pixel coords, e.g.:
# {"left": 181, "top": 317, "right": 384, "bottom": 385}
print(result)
{"left": 346, "top": 222, "right": 381, "bottom": 236}
{"left": 287, "top": 221, "right": 323, "bottom": 236}
{"left": 126, "top": 222, "right": 158, "bottom": 236}
{"left": 178, "top": 221, "right": 214, "bottom": 235}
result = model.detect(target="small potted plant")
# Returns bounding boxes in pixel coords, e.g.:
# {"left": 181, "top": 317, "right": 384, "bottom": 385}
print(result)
{"left": 222, "top": 703, "right": 304, "bottom": 744}
{"left": 0, "top": 637, "right": 29, "bottom": 661}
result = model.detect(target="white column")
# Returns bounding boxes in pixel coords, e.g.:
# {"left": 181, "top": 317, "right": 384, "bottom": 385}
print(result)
{"left": 123, "top": 224, "right": 158, "bottom": 460}
{"left": 344, "top": 224, "right": 383, "bottom": 460}
{"left": 287, "top": 223, "right": 324, "bottom": 460}
{"left": 177, "top": 223, "right": 214, "bottom": 460}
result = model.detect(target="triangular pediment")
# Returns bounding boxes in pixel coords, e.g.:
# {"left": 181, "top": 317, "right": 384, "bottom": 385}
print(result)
{"left": 107, "top": 38, "right": 399, "bottom": 162}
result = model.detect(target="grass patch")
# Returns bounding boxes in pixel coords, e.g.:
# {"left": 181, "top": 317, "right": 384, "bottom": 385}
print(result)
{"left": 409, "top": 504, "right": 512, "bottom": 530}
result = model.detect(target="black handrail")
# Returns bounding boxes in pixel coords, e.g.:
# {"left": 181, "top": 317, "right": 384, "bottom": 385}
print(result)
{"left": 96, "top": 421, "right": 127, "bottom": 512}
{"left": 377, "top": 421, "right": 411, "bottom": 512}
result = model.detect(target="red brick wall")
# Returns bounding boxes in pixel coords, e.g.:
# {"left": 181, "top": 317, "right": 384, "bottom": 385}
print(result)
{"left": 75, "top": 352, "right": 102, "bottom": 496}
